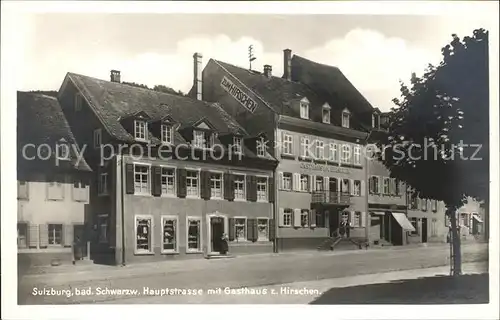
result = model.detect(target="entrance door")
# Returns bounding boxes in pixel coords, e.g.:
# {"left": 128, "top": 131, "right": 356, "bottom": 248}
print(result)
{"left": 421, "top": 218, "right": 428, "bottom": 243}
{"left": 328, "top": 210, "right": 339, "bottom": 237}
{"left": 73, "top": 224, "right": 86, "bottom": 259}
{"left": 210, "top": 217, "right": 225, "bottom": 253}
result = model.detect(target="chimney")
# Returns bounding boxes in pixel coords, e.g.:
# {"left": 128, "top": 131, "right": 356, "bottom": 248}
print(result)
{"left": 283, "top": 49, "right": 292, "bottom": 81}
{"left": 193, "top": 52, "right": 203, "bottom": 100}
{"left": 110, "top": 70, "right": 121, "bottom": 83}
{"left": 263, "top": 65, "right": 272, "bottom": 78}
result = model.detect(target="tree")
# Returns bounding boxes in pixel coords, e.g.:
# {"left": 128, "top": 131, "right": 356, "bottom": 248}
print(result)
{"left": 377, "top": 29, "right": 489, "bottom": 276}
{"left": 153, "top": 85, "right": 185, "bottom": 97}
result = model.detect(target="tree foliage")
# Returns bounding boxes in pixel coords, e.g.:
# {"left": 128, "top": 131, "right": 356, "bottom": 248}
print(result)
{"left": 378, "top": 28, "right": 489, "bottom": 210}
{"left": 122, "top": 82, "right": 186, "bottom": 97}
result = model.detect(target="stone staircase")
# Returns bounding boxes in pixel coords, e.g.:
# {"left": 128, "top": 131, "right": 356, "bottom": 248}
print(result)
{"left": 317, "top": 236, "right": 368, "bottom": 251}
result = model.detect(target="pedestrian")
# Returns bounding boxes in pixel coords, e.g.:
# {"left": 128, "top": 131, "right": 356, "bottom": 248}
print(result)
{"left": 220, "top": 233, "right": 229, "bottom": 255}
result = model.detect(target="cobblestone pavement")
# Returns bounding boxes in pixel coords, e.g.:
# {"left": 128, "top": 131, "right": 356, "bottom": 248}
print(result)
{"left": 18, "top": 242, "right": 488, "bottom": 304}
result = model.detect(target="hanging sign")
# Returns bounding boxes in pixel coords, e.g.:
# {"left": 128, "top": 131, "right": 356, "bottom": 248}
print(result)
{"left": 220, "top": 76, "right": 258, "bottom": 113}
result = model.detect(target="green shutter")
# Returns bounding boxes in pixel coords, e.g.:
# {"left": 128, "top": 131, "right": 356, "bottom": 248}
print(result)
{"left": 268, "top": 176, "right": 275, "bottom": 203}
{"left": 228, "top": 218, "right": 235, "bottom": 241}
{"left": 125, "top": 163, "right": 134, "bottom": 194}
{"left": 39, "top": 224, "right": 48, "bottom": 248}
{"left": 63, "top": 224, "right": 74, "bottom": 247}
{"left": 177, "top": 168, "right": 187, "bottom": 198}
{"left": 152, "top": 166, "right": 162, "bottom": 197}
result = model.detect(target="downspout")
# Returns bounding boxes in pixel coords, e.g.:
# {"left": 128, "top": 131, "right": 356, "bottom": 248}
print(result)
{"left": 364, "top": 130, "right": 373, "bottom": 244}
{"left": 273, "top": 117, "right": 279, "bottom": 253}
{"left": 120, "top": 150, "right": 126, "bottom": 266}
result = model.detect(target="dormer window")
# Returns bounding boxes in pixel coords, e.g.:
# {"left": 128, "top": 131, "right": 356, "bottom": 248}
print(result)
{"left": 134, "top": 120, "right": 147, "bottom": 141}
{"left": 300, "top": 100, "right": 309, "bottom": 119}
{"left": 372, "top": 113, "right": 380, "bottom": 129}
{"left": 193, "top": 130, "right": 205, "bottom": 148}
{"left": 256, "top": 137, "right": 266, "bottom": 157}
{"left": 342, "top": 109, "right": 351, "bottom": 128}
{"left": 322, "top": 103, "right": 331, "bottom": 124}
{"left": 161, "top": 124, "right": 173, "bottom": 144}
{"left": 233, "top": 136, "right": 243, "bottom": 154}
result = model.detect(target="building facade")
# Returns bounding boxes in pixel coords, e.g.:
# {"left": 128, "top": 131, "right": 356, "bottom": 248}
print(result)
{"left": 57, "top": 70, "right": 277, "bottom": 265}
{"left": 17, "top": 92, "right": 92, "bottom": 267}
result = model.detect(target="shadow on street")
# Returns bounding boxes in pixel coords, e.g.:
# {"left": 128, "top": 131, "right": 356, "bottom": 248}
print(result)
{"left": 310, "top": 273, "right": 489, "bottom": 304}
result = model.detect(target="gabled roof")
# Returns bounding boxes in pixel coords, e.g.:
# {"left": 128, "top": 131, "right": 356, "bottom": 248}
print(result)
{"left": 17, "top": 92, "right": 91, "bottom": 172}
{"left": 290, "top": 55, "right": 375, "bottom": 115}
{"left": 65, "top": 72, "right": 248, "bottom": 143}
{"left": 213, "top": 59, "right": 324, "bottom": 118}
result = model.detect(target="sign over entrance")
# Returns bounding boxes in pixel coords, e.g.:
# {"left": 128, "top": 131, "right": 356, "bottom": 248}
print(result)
{"left": 220, "top": 76, "right": 258, "bottom": 113}
{"left": 299, "top": 162, "right": 350, "bottom": 174}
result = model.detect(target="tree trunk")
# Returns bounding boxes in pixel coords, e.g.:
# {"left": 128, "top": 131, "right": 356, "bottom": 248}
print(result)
{"left": 449, "top": 208, "right": 462, "bottom": 276}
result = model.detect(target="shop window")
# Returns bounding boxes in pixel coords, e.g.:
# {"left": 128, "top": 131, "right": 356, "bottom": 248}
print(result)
{"left": 187, "top": 217, "right": 201, "bottom": 252}
{"left": 161, "top": 216, "right": 178, "bottom": 253}
{"left": 135, "top": 216, "right": 152, "bottom": 253}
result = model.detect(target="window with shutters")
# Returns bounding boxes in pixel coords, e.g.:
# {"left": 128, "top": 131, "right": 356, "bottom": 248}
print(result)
{"left": 353, "top": 145, "right": 361, "bottom": 165}
{"left": 395, "top": 179, "right": 401, "bottom": 195}
{"left": 300, "top": 137, "right": 312, "bottom": 158}
{"left": 134, "top": 164, "right": 150, "bottom": 195}
{"left": 422, "top": 199, "right": 428, "bottom": 211}
{"left": 300, "top": 174, "right": 309, "bottom": 192}
{"left": 342, "top": 110, "right": 350, "bottom": 128}
{"left": 256, "top": 177, "right": 268, "bottom": 201}
{"left": 193, "top": 130, "right": 206, "bottom": 148}
{"left": 48, "top": 224, "right": 63, "bottom": 245}
{"left": 47, "top": 175, "right": 65, "bottom": 200}
{"left": 329, "top": 143, "right": 338, "bottom": 162}
{"left": 17, "top": 223, "right": 28, "bottom": 248}
{"left": 234, "top": 175, "right": 246, "bottom": 200}
{"left": 161, "top": 167, "right": 176, "bottom": 196}
{"left": 432, "top": 200, "right": 438, "bottom": 212}
{"left": 383, "top": 178, "right": 390, "bottom": 195}
{"left": 98, "top": 172, "right": 108, "bottom": 196}
{"left": 300, "top": 209, "right": 309, "bottom": 227}
{"left": 186, "top": 170, "right": 200, "bottom": 197}
{"left": 210, "top": 172, "right": 223, "bottom": 199}
{"left": 282, "top": 133, "right": 293, "bottom": 155}
{"left": 257, "top": 218, "right": 269, "bottom": 241}
{"left": 161, "top": 124, "right": 173, "bottom": 144}
{"left": 281, "top": 172, "right": 292, "bottom": 191}
{"left": 134, "top": 120, "right": 148, "bottom": 141}
{"left": 410, "top": 218, "right": 419, "bottom": 235}
{"left": 93, "top": 129, "right": 102, "bottom": 149}
{"left": 354, "top": 212, "right": 361, "bottom": 227}
{"left": 232, "top": 136, "right": 243, "bottom": 154}
{"left": 135, "top": 216, "right": 153, "bottom": 253}
{"left": 161, "top": 215, "right": 178, "bottom": 253}
{"left": 98, "top": 215, "right": 108, "bottom": 244}
{"left": 315, "top": 176, "right": 324, "bottom": 191}
{"left": 187, "top": 217, "right": 202, "bottom": 252}
{"left": 283, "top": 209, "right": 293, "bottom": 227}
{"left": 256, "top": 137, "right": 266, "bottom": 157}
{"left": 315, "top": 140, "right": 325, "bottom": 160}
{"left": 369, "top": 176, "right": 379, "bottom": 194}
{"left": 18, "top": 181, "right": 29, "bottom": 199}
{"left": 234, "top": 217, "right": 247, "bottom": 241}
{"left": 431, "top": 219, "right": 438, "bottom": 236}
{"left": 353, "top": 180, "right": 361, "bottom": 196}
{"left": 341, "top": 144, "right": 351, "bottom": 163}
{"left": 341, "top": 179, "right": 350, "bottom": 194}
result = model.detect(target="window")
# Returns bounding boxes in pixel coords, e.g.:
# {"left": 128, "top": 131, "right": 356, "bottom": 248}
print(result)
{"left": 72, "top": 178, "right": 88, "bottom": 202}
{"left": 432, "top": 200, "right": 438, "bottom": 212}
{"left": 422, "top": 199, "right": 428, "bottom": 211}
{"left": 161, "top": 216, "right": 178, "bottom": 253}
{"left": 431, "top": 219, "right": 438, "bottom": 236}
{"left": 134, "top": 120, "right": 147, "bottom": 141}
{"left": 395, "top": 179, "right": 401, "bottom": 196}
{"left": 322, "top": 104, "right": 331, "bottom": 124}
{"left": 300, "top": 174, "right": 309, "bottom": 192}
{"left": 282, "top": 133, "right": 293, "bottom": 155}
{"left": 134, "top": 164, "right": 150, "bottom": 195}
{"left": 17, "top": 223, "right": 27, "bottom": 248}
{"left": 301, "top": 137, "right": 312, "bottom": 158}
{"left": 210, "top": 172, "right": 223, "bottom": 199}
{"left": 186, "top": 170, "right": 200, "bottom": 197}
{"left": 372, "top": 114, "right": 375, "bottom": 128}
{"left": 161, "top": 167, "right": 176, "bottom": 196}
{"left": 369, "top": 176, "right": 379, "bottom": 194}
{"left": 257, "top": 177, "right": 268, "bottom": 201}
{"left": 353, "top": 212, "right": 362, "bottom": 227}
{"left": 18, "top": 181, "right": 29, "bottom": 199}
{"left": 57, "top": 144, "right": 70, "bottom": 160}
{"left": 48, "top": 224, "right": 63, "bottom": 245}
{"left": 47, "top": 175, "right": 64, "bottom": 200}
{"left": 282, "top": 209, "right": 293, "bottom": 227}
{"left": 315, "top": 140, "right": 325, "bottom": 160}
{"left": 98, "top": 215, "right": 109, "bottom": 244}
{"left": 234, "top": 174, "right": 246, "bottom": 200}
{"left": 98, "top": 172, "right": 108, "bottom": 196}
{"left": 353, "top": 180, "right": 361, "bottom": 196}
{"left": 353, "top": 145, "right": 361, "bottom": 165}
{"left": 341, "top": 144, "right": 351, "bottom": 163}
{"left": 329, "top": 143, "right": 338, "bottom": 162}
{"left": 93, "top": 129, "right": 102, "bottom": 149}
{"left": 161, "top": 124, "right": 173, "bottom": 144}
{"left": 135, "top": 216, "right": 152, "bottom": 253}
{"left": 74, "top": 94, "right": 82, "bottom": 112}
{"left": 301, "top": 209, "right": 309, "bottom": 227}
{"left": 315, "top": 176, "right": 324, "bottom": 191}
{"left": 410, "top": 218, "right": 419, "bottom": 235}
{"left": 383, "top": 178, "right": 390, "bottom": 195}
{"left": 233, "top": 136, "right": 242, "bottom": 154}
{"left": 372, "top": 113, "right": 380, "bottom": 128}
{"left": 187, "top": 217, "right": 201, "bottom": 252}
{"left": 282, "top": 173, "right": 292, "bottom": 191}
{"left": 257, "top": 218, "right": 269, "bottom": 241}
{"left": 341, "top": 179, "right": 350, "bottom": 194}
{"left": 193, "top": 130, "right": 205, "bottom": 148}
{"left": 410, "top": 194, "right": 419, "bottom": 210}
{"left": 300, "top": 102, "right": 309, "bottom": 119}
{"left": 256, "top": 137, "right": 266, "bottom": 157}
{"left": 342, "top": 110, "right": 350, "bottom": 128}
{"left": 234, "top": 218, "right": 247, "bottom": 241}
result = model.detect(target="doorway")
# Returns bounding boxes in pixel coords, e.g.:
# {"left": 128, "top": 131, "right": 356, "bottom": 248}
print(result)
{"left": 328, "top": 209, "right": 339, "bottom": 237}
{"left": 210, "top": 217, "right": 225, "bottom": 253}
{"left": 73, "top": 224, "right": 87, "bottom": 259}
{"left": 421, "top": 218, "right": 428, "bottom": 243}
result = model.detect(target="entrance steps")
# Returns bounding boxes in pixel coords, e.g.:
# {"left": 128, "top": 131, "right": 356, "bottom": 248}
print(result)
{"left": 206, "top": 254, "right": 236, "bottom": 260}
{"left": 317, "top": 237, "right": 368, "bottom": 251}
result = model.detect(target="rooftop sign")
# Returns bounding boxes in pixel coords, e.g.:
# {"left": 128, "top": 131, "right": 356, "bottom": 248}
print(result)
{"left": 220, "top": 76, "right": 258, "bottom": 113}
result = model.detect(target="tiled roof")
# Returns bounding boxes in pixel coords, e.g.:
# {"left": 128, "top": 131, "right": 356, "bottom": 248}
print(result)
{"left": 213, "top": 59, "right": 325, "bottom": 118}
{"left": 291, "top": 55, "right": 375, "bottom": 115}
{"left": 17, "top": 92, "right": 91, "bottom": 172}
{"left": 67, "top": 72, "right": 249, "bottom": 143}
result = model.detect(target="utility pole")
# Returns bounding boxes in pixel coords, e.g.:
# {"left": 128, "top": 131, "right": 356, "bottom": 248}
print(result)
{"left": 248, "top": 45, "right": 256, "bottom": 70}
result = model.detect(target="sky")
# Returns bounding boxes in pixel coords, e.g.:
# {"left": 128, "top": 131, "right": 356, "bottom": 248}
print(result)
{"left": 15, "top": 13, "right": 493, "bottom": 112}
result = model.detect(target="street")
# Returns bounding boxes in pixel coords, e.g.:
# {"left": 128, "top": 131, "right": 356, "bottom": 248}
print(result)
{"left": 18, "top": 243, "right": 488, "bottom": 304}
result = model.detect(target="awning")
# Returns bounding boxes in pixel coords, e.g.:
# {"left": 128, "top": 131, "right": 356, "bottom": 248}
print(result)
{"left": 391, "top": 212, "right": 416, "bottom": 232}
{"left": 473, "top": 215, "right": 484, "bottom": 223}
{"left": 370, "top": 211, "right": 386, "bottom": 216}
